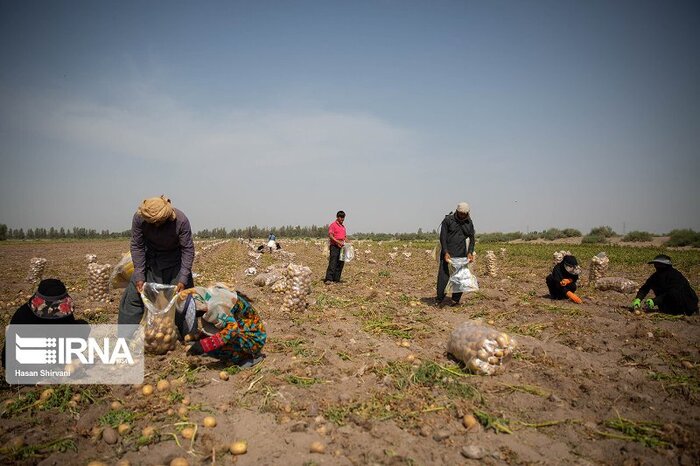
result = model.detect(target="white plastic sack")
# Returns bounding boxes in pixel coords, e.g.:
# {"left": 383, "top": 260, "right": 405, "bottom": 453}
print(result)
{"left": 110, "top": 252, "right": 134, "bottom": 289}
{"left": 445, "top": 257, "right": 479, "bottom": 294}
{"left": 200, "top": 284, "right": 238, "bottom": 328}
{"left": 141, "top": 283, "right": 179, "bottom": 354}
{"left": 340, "top": 244, "right": 355, "bottom": 262}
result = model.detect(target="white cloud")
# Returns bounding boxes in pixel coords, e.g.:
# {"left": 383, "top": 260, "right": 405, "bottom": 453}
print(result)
{"left": 1, "top": 85, "right": 418, "bottom": 168}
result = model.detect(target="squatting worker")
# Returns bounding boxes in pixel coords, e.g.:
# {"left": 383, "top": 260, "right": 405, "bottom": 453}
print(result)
{"left": 118, "top": 195, "right": 195, "bottom": 325}
{"left": 546, "top": 255, "right": 582, "bottom": 303}
{"left": 2, "top": 278, "right": 88, "bottom": 368}
{"left": 324, "top": 210, "right": 347, "bottom": 283}
{"left": 632, "top": 254, "right": 698, "bottom": 315}
{"left": 436, "top": 202, "right": 475, "bottom": 306}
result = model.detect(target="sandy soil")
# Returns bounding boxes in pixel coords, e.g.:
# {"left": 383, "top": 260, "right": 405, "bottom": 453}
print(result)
{"left": 0, "top": 239, "right": 698, "bottom": 466}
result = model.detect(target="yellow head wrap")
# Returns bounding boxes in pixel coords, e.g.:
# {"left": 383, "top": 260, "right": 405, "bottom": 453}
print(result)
{"left": 137, "top": 195, "right": 176, "bottom": 224}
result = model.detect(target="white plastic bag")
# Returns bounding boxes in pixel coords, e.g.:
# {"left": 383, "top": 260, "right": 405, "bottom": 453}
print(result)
{"left": 141, "top": 283, "right": 179, "bottom": 354}
{"left": 110, "top": 252, "right": 134, "bottom": 289}
{"left": 445, "top": 257, "right": 479, "bottom": 294}
{"left": 340, "top": 244, "right": 355, "bottom": 262}
{"left": 199, "top": 284, "right": 238, "bottom": 328}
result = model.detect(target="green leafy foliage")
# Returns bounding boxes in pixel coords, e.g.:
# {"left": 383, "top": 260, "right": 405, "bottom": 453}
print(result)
{"left": 623, "top": 231, "right": 653, "bottom": 242}
{"left": 667, "top": 229, "right": 700, "bottom": 247}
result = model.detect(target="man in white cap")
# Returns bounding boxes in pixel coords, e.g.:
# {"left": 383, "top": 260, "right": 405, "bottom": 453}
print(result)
{"left": 436, "top": 202, "right": 475, "bottom": 306}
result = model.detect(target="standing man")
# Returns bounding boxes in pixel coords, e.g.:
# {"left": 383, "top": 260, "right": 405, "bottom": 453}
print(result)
{"left": 324, "top": 210, "right": 346, "bottom": 284}
{"left": 436, "top": 202, "right": 475, "bottom": 306}
{"left": 267, "top": 232, "right": 277, "bottom": 253}
{"left": 119, "top": 195, "right": 195, "bottom": 325}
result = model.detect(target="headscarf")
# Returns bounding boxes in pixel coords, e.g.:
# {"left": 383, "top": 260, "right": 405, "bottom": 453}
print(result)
{"left": 29, "top": 278, "right": 74, "bottom": 319}
{"left": 137, "top": 195, "right": 176, "bottom": 224}
{"left": 562, "top": 255, "right": 581, "bottom": 276}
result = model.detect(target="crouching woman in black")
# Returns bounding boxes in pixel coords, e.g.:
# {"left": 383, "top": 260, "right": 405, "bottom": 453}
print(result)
{"left": 632, "top": 254, "right": 698, "bottom": 315}
{"left": 2, "top": 279, "right": 88, "bottom": 368}
{"left": 546, "top": 255, "right": 582, "bottom": 304}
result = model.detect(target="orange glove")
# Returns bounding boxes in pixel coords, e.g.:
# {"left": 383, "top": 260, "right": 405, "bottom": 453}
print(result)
{"left": 566, "top": 291, "right": 582, "bottom": 304}
{"left": 560, "top": 278, "right": 573, "bottom": 286}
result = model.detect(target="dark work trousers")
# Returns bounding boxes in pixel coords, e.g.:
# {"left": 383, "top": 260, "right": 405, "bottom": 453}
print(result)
{"left": 325, "top": 244, "right": 345, "bottom": 282}
{"left": 436, "top": 258, "right": 462, "bottom": 303}
{"left": 654, "top": 293, "right": 696, "bottom": 315}
{"left": 546, "top": 275, "right": 577, "bottom": 299}
{"left": 118, "top": 263, "right": 194, "bottom": 327}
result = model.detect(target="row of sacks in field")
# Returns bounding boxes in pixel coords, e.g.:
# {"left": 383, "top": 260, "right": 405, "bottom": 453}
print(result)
{"left": 250, "top": 263, "right": 313, "bottom": 313}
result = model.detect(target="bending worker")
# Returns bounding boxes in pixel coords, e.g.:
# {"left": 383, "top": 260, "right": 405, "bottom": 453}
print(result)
{"left": 119, "top": 195, "right": 195, "bottom": 325}
{"left": 632, "top": 254, "right": 698, "bottom": 315}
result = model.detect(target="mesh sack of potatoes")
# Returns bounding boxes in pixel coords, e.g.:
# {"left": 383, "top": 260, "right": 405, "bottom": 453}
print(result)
{"left": 87, "top": 263, "right": 112, "bottom": 302}
{"left": 593, "top": 276, "right": 638, "bottom": 294}
{"left": 589, "top": 252, "right": 609, "bottom": 283}
{"left": 253, "top": 271, "right": 284, "bottom": 288}
{"left": 552, "top": 250, "right": 571, "bottom": 266}
{"left": 447, "top": 322, "right": 515, "bottom": 375}
{"left": 141, "top": 283, "right": 179, "bottom": 354}
{"left": 27, "top": 257, "right": 47, "bottom": 284}
{"left": 485, "top": 250, "right": 498, "bottom": 277}
{"left": 282, "top": 264, "right": 312, "bottom": 312}
{"left": 271, "top": 278, "right": 287, "bottom": 293}
{"left": 85, "top": 254, "right": 97, "bottom": 264}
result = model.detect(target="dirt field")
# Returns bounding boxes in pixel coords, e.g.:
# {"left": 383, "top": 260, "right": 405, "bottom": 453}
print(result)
{"left": 0, "top": 239, "right": 698, "bottom": 466}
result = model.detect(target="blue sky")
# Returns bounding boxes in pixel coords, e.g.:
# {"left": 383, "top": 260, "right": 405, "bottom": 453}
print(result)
{"left": 1, "top": 0, "right": 698, "bottom": 235}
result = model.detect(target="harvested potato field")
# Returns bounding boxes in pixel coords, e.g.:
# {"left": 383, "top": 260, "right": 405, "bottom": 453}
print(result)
{"left": 0, "top": 239, "right": 699, "bottom": 466}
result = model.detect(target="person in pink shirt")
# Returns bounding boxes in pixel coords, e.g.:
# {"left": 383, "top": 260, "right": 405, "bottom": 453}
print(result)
{"left": 324, "top": 210, "right": 347, "bottom": 283}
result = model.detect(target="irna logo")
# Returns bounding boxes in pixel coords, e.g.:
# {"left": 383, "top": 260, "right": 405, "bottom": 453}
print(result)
{"left": 15, "top": 335, "right": 134, "bottom": 365}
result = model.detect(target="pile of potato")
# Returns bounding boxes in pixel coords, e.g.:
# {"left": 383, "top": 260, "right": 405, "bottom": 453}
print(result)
{"left": 85, "top": 254, "right": 97, "bottom": 264}
{"left": 499, "top": 248, "right": 507, "bottom": 258}
{"left": 552, "top": 250, "right": 571, "bottom": 265}
{"left": 271, "top": 278, "right": 287, "bottom": 293}
{"left": 87, "top": 263, "right": 112, "bottom": 302}
{"left": 282, "top": 264, "right": 312, "bottom": 312}
{"left": 447, "top": 322, "right": 515, "bottom": 375}
{"left": 26, "top": 257, "right": 47, "bottom": 284}
{"left": 485, "top": 250, "right": 498, "bottom": 277}
{"left": 253, "top": 264, "right": 285, "bottom": 288}
{"left": 144, "top": 313, "right": 178, "bottom": 354}
{"left": 589, "top": 252, "right": 609, "bottom": 282}
{"left": 594, "top": 276, "right": 638, "bottom": 294}
{"left": 142, "top": 286, "right": 179, "bottom": 354}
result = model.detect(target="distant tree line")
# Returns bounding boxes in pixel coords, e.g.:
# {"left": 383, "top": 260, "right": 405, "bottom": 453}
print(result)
{"left": 196, "top": 225, "right": 332, "bottom": 239}
{"left": 478, "top": 228, "right": 583, "bottom": 243}
{"left": 1, "top": 223, "right": 697, "bottom": 247}
{"left": 195, "top": 226, "right": 441, "bottom": 241}
{"left": 0, "top": 224, "right": 130, "bottom": 240}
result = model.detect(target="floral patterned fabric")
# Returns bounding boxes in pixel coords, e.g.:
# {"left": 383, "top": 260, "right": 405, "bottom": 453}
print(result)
{"left": 29, "top": 293, "right": 74, "bottom": 319}
{"left": 198, "top": 294, "right": 266, "bottom": 364}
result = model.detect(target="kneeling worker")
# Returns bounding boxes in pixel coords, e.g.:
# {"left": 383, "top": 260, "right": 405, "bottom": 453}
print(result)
{"left": 546, "top": 255, "right": 582, "bottom": 303}
{"left": 632, "top": 254, "right": 698, "bottom": 315}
